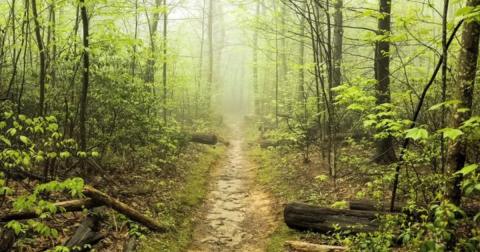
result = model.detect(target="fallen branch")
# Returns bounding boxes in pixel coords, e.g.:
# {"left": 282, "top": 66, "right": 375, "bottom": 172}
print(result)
{"left": 285, "top": 241, "right": 347, "bottom": 252}
{"left": 82, "top": 185, "right": 167, "bottom": 232}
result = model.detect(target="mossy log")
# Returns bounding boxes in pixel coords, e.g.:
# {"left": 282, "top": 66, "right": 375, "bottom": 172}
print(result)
{"left": 284, "top": 203, "right": 397, "bottom": 234}
{"left": 190, "top": 133, "right": 218, "bottom": 145}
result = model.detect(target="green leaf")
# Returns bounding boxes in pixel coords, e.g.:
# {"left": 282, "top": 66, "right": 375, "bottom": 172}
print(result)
{"left": 454, "top": 164, "right": 478, "bottom": 176}
{"left": 456, "top": 6, "right": 474, "bottom": 17}
{"left": 438, "top": 128, "right": 463, "bottom": 140}
{"left": 19, "top": 136, "right": 29, "bottom": 145}
{"left": 405, "top": 128, "right": 429, "bottom": 140}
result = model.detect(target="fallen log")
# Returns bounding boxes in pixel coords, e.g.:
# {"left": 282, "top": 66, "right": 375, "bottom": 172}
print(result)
{"left": 82, "top": 185, "right": 167, "bottom": 232}
{"left": 349, "top": 199, "right": 407, "bottom": 213}
{"left": 285, "top": 241, "right": 347, "bottom": 252}
{"left": 64, "top": 207, "right": 107, "bottom": 252}
{"left": 190, "top": 133, "right": 218, "bottom": 145}
{"left": 0, "top": 199, "right": 99, "bottom": 222}
{"left": 123, "top": 234, "right": 137, "bottom": 252}
{"left": 284, "top": 203, "right": 397, "bottom": 234}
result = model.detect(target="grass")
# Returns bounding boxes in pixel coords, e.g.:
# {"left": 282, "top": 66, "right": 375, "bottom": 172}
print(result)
{"left": 137, "top": 144, "right": 225, "bottom": 252}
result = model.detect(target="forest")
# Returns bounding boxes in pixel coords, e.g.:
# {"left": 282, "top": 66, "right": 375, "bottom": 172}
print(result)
{"left": 0, "top": 0, "right": 480, "bottom": 251}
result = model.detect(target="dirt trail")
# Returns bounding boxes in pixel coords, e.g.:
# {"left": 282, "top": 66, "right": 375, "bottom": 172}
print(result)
{"left": 187, "top": 120, "right": 276, "bottom": 252}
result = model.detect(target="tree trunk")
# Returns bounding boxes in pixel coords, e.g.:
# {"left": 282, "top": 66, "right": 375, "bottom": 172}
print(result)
{"left": 252, "top": 1, "right": 260, "bottom": 116}
{"left": 445, "top": 0, "right": 480, "bottom": 206}
{"left": 162, "top": 0, "right": 168, "bottom": 124}
{"left": 206, "top": 0, "right": 214, "bottom": 107}
{"left": 79, "top": 0, "right": 90, "bottom": 173}
{"left": 374, "top": 0, "right": 397, "bottom": 164}
{"left": 284, "top": 203, "right": 393, "bottom": 234}
{"left": 31, "top": 0, "right": 46, "bottom": 116}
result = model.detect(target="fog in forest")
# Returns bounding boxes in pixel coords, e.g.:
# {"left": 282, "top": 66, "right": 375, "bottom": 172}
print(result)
{"left": 1, "top": 0, "right": 480, "bottom": 251}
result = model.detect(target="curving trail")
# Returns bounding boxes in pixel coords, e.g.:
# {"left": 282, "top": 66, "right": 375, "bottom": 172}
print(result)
{"left": 187, "top": 120, "right": 275, "bottom": 252}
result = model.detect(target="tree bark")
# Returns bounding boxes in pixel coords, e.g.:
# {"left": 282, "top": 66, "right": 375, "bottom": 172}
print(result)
{"left": 31, "top": 0, "right": 46, "bottom": 116}
{"left": 79, "top": 0, "right": 90, "bottom": 173}
{"left": 445, "top": 0, "right": 480, "bottom": 206}
{"left": 284, "top": 203, "right": 393, "bottom": 234}
{"left": 374, "top": 0, "right": 397, "bottom": 164}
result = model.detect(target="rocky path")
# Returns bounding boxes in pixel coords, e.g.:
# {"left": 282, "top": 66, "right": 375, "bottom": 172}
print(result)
{"left": 187, "top": 120, "right": 275, "bottom": 252}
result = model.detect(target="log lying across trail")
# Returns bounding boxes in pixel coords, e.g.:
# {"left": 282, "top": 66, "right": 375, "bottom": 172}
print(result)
{"left": 284, "top": 203, "right": 398, "bottom": 234}
{"left": 189, "top": 133, "right": 218, "bottom": 145}
{"left": 0, "top": 199, "right": 99, "bottom": 222}
{"left": 285, "top": 241, "right": 347, "bottom": 252}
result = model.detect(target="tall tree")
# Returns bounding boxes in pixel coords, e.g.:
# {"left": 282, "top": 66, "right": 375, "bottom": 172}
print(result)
{"left": 31, "top": 0, "right": 46, "bottom": 116}
{"left": 444, "top": 0, "right": 480, "bottom": 206}
{"left": 374, "top": 0, "right": 397, "bottom": 164}
{"left": 79, "top": 0, "right": 90, "bottom": 172}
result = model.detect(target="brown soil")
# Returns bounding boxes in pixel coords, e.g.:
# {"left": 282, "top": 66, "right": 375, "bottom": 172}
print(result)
{"left": 187, "top": 119, "right": 276, "bottom": 252}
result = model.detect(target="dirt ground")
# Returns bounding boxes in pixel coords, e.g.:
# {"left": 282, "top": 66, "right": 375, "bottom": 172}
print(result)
{"left": 187, "top": 119, "right": 276, "bottom": 252}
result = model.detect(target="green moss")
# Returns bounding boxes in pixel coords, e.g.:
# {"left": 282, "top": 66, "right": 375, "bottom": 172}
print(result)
{"left": 266, "top": 224, "right": 301, "bottom": 252}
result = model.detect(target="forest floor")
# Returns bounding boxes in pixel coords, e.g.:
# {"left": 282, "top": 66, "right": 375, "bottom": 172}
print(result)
{"left": 187, "top": 119, "right": 277, "bottom": 252}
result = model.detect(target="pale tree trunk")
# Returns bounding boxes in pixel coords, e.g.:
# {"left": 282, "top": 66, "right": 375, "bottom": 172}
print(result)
{"left": 374, "top": 0, "right": 397, "bottom": 164}
{"left": 445, "top": 0, "right": 480, "bottom": 206}
{"left": 206, "top": 0, "right": 214, "bottom": 107}
{"left": 162, "top": 0, "right": 167, "bottom": 124}
{"left": 252, "top": 1, "right": 261, "bottom": 116}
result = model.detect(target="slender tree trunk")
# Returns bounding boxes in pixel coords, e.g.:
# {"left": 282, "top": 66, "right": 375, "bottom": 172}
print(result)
{"left": 79, "top": 0, "right": 90, "bottom": 173}
{"left": 207, "top": 0, "right": 214, "bottom": 107}
{"left": 31, "top": 0, "right": 46, "bottom": 116}
{"left": 445, "top": 0, "right": 480, "bottom": 206}
{"left": 162, "top": 0, "right": 168, "bottom": 124}
{"left": 374, "top": 0, "right": 397, "bottom": 164}
{"left": 440, "top": 0, "right": 449, "bottom": 174}
{"left": 252, "top": 1, "right": 260, "bottom": 115}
